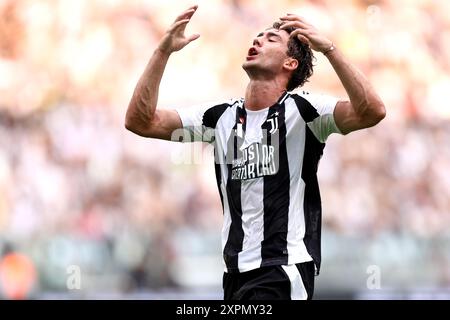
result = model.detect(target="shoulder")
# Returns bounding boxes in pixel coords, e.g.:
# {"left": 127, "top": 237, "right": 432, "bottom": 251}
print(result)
{"left": 202, "top": 98, "right": 241, "bottom": 128}
{"left": 289, "top": 90, "right": 340, "bottom": 119}
{"left": 287, "top": 91, "right": 321, "bottom": 122}
{"left": 289, "top": 90, "right": 319, "bottom": 104}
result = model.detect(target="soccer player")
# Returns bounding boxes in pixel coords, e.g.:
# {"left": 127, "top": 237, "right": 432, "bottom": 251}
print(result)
{"left": 125, "top": 5, "right": 385, "bottom": 300}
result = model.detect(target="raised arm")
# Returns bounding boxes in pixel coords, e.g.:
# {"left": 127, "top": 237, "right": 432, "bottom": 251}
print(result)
{"left": 125, "top": 5, "right": 200, "bottom": 140}
{"left": 280, "top": 14, "right": 386, "bottom": 134}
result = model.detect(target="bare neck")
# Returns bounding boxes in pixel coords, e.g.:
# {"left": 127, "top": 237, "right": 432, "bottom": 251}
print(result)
{"left": 244, "top": 80, "right": 287, "bottom": 111}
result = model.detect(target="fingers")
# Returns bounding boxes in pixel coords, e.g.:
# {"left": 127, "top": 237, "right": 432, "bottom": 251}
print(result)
{"left": 175, "top": 5, "right": 198, "bottom": 22}
{"left": 280, "top": 14, "right": 314, "bottom": 31}
{"left": 280, "top": 20, "right": 312, "bottom": 42}
{"left": 168, "top": 18, "right": 200, "bottom": 48}
{"left": 169, "top": 18, "right": 190, "bottom": 33}
{"left": 279, "top": 14, "right": 309, "bottom": 24}
{"left": 280, "top": 21, "right": 309, "bottom": 31}
{"left": 171, "top": 5, "right": 199, "bottom": 35}
{"left": 188, "top": 33, "right": 201, "bottom": 43}
{"left": 290, "top": 29, "right": 310, "bottom": 45}
{"left": 280, "top": 15, "right": 331, "bottom": 52}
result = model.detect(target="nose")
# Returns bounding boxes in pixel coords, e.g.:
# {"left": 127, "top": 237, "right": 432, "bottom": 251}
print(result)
{"left": 253, "top": 37, "right": 262, "bottom": 47}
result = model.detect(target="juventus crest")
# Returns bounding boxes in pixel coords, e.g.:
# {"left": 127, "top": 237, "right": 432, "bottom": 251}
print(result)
{"left": 267, "top": 112, "right": 279, "bottom": 134}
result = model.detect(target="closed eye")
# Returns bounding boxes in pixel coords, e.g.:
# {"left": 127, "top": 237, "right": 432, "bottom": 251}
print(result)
{"left": 256, "top": 31, "right": 282, "bottom": 43}
{"left": 267, "top": 32, "right": 282, "bottom": 42}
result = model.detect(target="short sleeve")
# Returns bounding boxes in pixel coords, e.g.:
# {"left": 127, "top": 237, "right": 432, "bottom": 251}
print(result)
{"left": 175, "top": 99, "right": 234, "bottom": 143}
{"left": 296, "top": 91, "right": 342, "bottom": 143}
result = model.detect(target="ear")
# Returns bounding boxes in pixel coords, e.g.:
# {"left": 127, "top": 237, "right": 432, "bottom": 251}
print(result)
{"left": 283, "top": 57, "right": 298, "bottom": 71}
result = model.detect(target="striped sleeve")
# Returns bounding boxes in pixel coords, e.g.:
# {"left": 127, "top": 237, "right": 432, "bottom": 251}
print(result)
{"left": 295, "top": 91, "right": 342, "bottom": 143}
{"left": 175, "top": 100, "right": 233, "bottom": 143}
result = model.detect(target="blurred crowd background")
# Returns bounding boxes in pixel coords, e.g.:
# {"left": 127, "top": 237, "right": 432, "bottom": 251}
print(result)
{"left": 1, "top": 0, "right": 450, "bottom": 299}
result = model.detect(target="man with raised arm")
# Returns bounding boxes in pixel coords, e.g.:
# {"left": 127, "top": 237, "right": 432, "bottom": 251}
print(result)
{"left": 125, "top": 5, "right": 385, "bottom": 300}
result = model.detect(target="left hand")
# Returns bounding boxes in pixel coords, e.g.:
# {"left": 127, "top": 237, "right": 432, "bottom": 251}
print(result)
{"left": 279, "top": 14, "right": 333, "bottom": 53}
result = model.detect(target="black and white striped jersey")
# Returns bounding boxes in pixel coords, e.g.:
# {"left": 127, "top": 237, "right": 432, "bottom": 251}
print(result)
{"left": 176, "top": 91, "right": 342, "bottom": 274}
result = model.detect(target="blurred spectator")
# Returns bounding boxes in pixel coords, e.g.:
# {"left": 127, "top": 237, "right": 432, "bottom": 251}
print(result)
{"left": 0, "top": 244, "right": 37, "bottom": 299}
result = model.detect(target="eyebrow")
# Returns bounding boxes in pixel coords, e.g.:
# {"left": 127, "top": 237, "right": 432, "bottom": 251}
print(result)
{"left": 256, "top": 31, "right": 282, "bottom": 39}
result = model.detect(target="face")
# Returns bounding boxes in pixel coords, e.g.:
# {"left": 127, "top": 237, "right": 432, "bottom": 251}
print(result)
{"left": 242, "top": 28, "right": 292, "bottom": 78}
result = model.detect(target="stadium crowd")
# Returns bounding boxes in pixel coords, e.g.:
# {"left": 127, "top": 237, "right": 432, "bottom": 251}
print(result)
{"left": 1, "top": 0, "right": 450, "bottom": 297}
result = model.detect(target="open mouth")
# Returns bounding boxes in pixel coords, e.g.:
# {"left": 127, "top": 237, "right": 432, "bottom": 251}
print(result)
{"left": 247, "top": 47, "right": 258, "bottom": 58}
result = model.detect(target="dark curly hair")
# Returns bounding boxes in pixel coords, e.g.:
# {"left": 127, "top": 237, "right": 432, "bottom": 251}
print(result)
{"left": 272, "top": 22, "right": 315, "bottom": 91}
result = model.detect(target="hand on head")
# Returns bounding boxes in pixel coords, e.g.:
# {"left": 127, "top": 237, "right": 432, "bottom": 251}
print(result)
{"left": 279, "top": 14, "right": 333, "bottom": 53}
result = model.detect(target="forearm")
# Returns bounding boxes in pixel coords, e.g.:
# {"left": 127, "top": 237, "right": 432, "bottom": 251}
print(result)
{"left": 325, "top": 47, "right": 385, "bottom": 119}
{"left": 279, "top": 13, "right": 385, "bottom": 132}
{"left": 126, "top": 49, "right": 170, "bottom": 127}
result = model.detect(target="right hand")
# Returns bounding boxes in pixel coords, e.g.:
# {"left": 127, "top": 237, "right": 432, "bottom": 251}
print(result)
{"left": 157, "top": 5, "right": 200, "bottom": 54}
